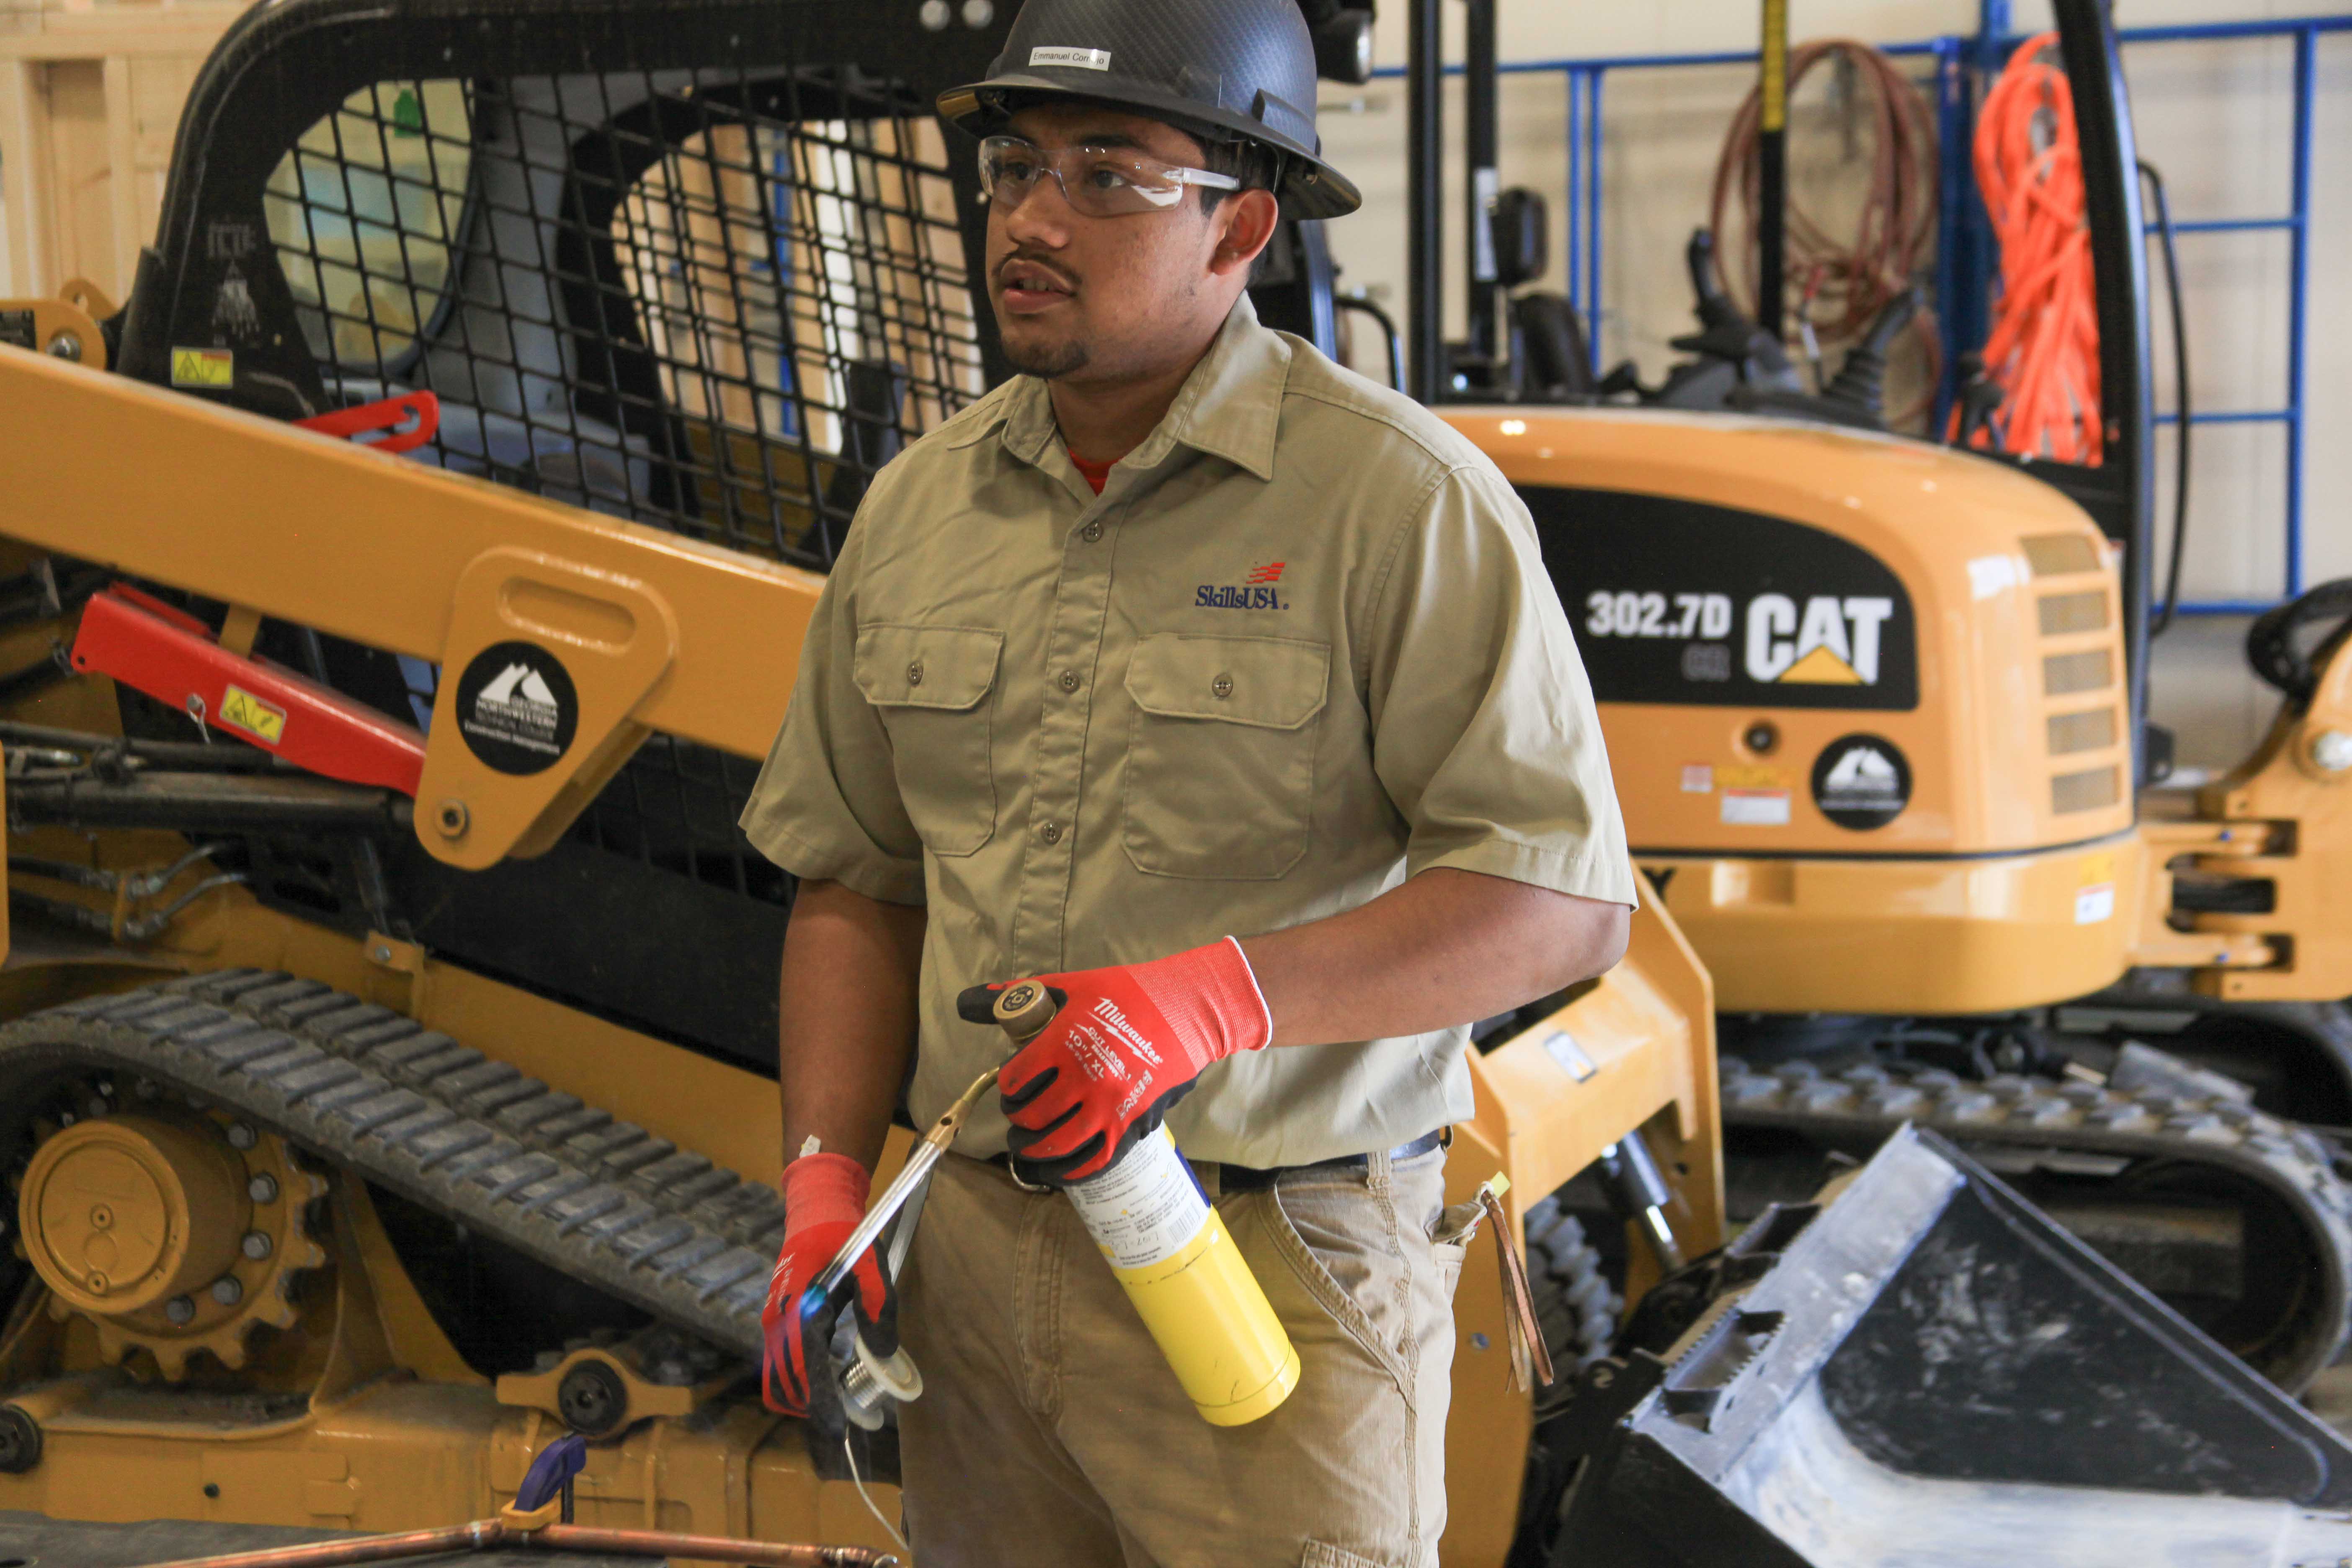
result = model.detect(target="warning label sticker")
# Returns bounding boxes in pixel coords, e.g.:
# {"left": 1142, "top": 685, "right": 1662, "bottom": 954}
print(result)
{"left": 453, "top": 640, "right": 578, "bottom": 776}
{"left": 170, "top": 347, "right": 234, "bottom": 388}
{"left": 1721, "top": 788, "right": 1791, "bottom": 827}
{"left": 1063, "top": 1125, "right": 1209, "bottom": 1273}
{"left": 219, "top": 684, "right": 286, "bottom": 746}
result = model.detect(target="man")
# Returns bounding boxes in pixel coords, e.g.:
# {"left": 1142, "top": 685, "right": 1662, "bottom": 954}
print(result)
{"left": 739, "top": 0, "right": 1638, "bottom": 1561}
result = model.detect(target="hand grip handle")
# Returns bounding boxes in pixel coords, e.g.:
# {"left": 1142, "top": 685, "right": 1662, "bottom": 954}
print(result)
{"left": 955, "top": 981, "right": 1063, "bottom": 1044}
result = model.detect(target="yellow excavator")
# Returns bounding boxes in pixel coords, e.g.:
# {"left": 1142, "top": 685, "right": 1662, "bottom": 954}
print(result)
{"left": 2, "top": 0, "right": 2351, "bottom": 1564}
{"left": 1410, "top": 0, "right": 2352, "bottom": 1405}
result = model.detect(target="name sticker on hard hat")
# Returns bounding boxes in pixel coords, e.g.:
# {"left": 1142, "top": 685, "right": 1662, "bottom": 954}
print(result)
{"left": 1031, "top": 46, "right": 1112, "bottom": 69}
{"left": 454, "top": 640, "right": 579, "bottom": 776}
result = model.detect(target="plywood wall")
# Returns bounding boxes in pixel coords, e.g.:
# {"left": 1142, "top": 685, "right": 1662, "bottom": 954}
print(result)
{"left": 0, "top": 3, "right": 246, "bottom": 304}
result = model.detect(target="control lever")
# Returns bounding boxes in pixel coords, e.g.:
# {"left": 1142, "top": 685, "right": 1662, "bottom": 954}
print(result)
{"left": 1600, "top": 1129, "right": 1685, "bottom": 1273}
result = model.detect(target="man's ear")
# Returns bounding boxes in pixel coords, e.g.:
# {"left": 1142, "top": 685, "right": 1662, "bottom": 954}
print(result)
{"left": 1207, "top": 188, "right": 1281, "bottom": 279}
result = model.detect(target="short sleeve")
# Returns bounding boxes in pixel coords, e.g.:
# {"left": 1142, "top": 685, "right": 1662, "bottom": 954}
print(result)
{"left": 1363, "top": 464, "right": 1639, "bottom": 908}
{"left": 738, "top": 523, "right": 927, "bottom": 905}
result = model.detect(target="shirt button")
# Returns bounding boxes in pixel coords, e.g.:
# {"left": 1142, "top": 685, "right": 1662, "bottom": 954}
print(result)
{"left": 907, "top": 661, "right": 924, "bottom": 686}
{"left": 1212, "top": 674, "right": 1234, "bottom": 699}
{"left": 1039, "top": 821, "right": 1063, "bottom": 844}
{"left": 1057, "top": 669, "right": 1081, "bottom": 693}
{"left": 1080, "top": 522, "right": 1103, "bottom": 543}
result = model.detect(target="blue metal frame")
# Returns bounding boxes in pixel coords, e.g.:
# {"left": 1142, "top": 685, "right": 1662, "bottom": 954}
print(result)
{"left": 1372, "top": 12, "right": 2348, "bottom": 616}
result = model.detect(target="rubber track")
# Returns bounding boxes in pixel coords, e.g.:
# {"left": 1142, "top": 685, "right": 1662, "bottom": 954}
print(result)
{"left": 0, "top": 973, "right": 780, "bottom": 1360}
{"left": 1523, "top": 1196, "right": 1618, "bottom": 1380}
{"left": 1720, "top": 1054, "right": 2352, "bottom": 1391}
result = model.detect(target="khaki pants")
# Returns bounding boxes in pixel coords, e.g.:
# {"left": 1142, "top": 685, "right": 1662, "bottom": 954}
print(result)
{"left": 897, "top": 1145, "right": 1463, "bottom": 1568}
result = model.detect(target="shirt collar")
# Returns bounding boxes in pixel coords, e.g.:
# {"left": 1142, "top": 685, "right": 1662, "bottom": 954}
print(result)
{"left": 946, "top": 294, "right": 1289, "bottom": 485}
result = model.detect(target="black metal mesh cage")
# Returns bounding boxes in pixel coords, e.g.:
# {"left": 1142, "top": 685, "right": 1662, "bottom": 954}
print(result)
{"left": 260, "top": 69, "right": 985, "bottom": 573}
{"left": 107, "top": 3, "right": 1009, "bottom": 1052}
{"left": 219, "top": 66, "right": 990, "bottom": 921}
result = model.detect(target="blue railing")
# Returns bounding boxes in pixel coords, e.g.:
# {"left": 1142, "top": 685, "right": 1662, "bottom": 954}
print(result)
{"left": 1372, "top": 10, "right": 2348, "bottom": 616}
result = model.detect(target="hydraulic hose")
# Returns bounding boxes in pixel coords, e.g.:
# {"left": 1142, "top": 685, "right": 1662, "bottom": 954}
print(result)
{"left": 1953, "top": 32, "right": 2103, "bottom": 464}
{"left": 1710, "top": 38, "right": 1941, "bottom": 425}
{"left": 2141, "top": 157, "right": 2193, "bottom": 637}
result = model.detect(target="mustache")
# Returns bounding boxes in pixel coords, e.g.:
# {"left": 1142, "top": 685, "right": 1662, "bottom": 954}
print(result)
{"left": 994, "top": 250, "right": 1078, "bottom": 291}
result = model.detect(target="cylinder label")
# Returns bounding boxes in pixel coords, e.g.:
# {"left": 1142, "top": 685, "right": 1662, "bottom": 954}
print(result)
{"left": 1065, "top": 1127, "right": 1211, "bottom": 1271}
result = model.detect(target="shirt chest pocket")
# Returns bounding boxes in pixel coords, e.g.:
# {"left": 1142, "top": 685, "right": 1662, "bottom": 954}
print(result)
{"left": 853, "top": 623, "right": 1002, "bottom": 858}
{"left": 1123, "top": 633, "right": 1330, "bottom": 879}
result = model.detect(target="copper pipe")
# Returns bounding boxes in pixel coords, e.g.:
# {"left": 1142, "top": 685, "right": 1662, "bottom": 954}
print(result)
{"left": 134, "top": 1521, "right": 500, "bottom": 1568}
{"left": 532, "top": 1522, "right": 895, "bottom": 1565}
{"left": 134, "top": 1519, "right": 898, "bottom": 1568}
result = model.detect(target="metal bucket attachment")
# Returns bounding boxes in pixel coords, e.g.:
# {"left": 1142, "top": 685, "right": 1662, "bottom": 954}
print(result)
{"left": 1545, "top": 1125, "right": 2352, "bottom": 1566}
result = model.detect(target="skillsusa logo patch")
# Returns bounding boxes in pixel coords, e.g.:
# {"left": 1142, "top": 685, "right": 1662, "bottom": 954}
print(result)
{"left": 1197, "top": 561, "right": 1287, "bottom": 610}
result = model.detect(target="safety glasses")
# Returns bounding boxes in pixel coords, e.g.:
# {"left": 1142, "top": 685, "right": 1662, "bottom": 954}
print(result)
{"left": 977, "top": 134, "right": 1240, "bottom": 217}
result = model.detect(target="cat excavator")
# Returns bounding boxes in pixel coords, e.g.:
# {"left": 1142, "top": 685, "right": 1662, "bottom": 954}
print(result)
{"left": 1406, "top": 0, "right": 2352, "bottom": 1410}
{"left": 1, "top": 0, "right": 2351, "bottom": 1565}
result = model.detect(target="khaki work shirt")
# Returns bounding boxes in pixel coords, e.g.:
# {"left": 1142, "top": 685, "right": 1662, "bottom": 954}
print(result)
{"left": 741, "top": 295, "right": 1637, "bottom": 1168}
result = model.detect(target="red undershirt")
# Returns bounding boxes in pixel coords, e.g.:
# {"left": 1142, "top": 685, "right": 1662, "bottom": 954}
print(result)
{"left": 1070, "top": 450, "right": 1112, "bottom": 495}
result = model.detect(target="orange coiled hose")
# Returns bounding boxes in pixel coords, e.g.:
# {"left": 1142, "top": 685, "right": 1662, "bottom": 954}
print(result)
{"left": 1960, "top": 31, "right": 2102, "bottom": 463}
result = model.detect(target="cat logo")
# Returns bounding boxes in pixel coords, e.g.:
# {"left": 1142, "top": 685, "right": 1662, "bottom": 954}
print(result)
{"left": 1744, "top": 594, "right": 1896, "bottom": 686}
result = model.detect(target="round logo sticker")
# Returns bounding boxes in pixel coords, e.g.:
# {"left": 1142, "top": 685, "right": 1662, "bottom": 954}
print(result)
{"left": 454, "top": 641, "right": 578, "bottom": 776}
{"left": 1811, "top": 733, "right": 1911, "bottom": 830}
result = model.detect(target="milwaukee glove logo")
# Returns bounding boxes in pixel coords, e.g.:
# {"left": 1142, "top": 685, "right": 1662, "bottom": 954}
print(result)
{"left": 1066, "top": 1019, "right": 1128, "bottom": 1083}
{"left": 1092, "top": 998, "right": 1163, "bottom": 1066}
{"left": 1197, "top": 561, "right": 1287, "bottom": 610}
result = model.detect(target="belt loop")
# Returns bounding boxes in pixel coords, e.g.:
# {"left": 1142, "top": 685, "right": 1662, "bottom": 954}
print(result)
{"left": 1198, "top": 1159, "right": 1224, "bottom": 1201}
{"left": 1366, "top": 1146, "right": 1393, "bottom": 1194}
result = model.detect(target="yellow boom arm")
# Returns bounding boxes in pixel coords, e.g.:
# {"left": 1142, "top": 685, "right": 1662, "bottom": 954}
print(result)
{"left": 0, "top": 348, "right": 825, "bottom": 867}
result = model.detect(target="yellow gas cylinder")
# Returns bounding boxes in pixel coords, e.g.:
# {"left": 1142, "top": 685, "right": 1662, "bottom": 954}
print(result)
{"left": 993, "top": 984, "right": 1299, "bottom": 1425}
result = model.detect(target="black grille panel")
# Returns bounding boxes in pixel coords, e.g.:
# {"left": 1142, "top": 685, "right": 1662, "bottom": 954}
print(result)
{"left": 120, "top": 0, "right": 1011, "bottom": 1040}
{"left": 262, "top": 69, "right": 984, "bottom": 573}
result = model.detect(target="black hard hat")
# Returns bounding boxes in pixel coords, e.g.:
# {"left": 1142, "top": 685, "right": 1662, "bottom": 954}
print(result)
{"left": 938, "top": 0, "right": 1362, "bottom": 220}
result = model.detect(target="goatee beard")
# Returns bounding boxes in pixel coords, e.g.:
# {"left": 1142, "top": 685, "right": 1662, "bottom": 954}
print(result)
{"left": 1004, "top": 338, "right": 1091, "bottom": 379}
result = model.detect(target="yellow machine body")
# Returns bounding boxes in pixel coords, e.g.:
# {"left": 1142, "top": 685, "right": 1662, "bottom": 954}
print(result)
{"left": 0, "top": 344, "right": 1724, "bottom": 1565}
{"left": 1444, "top": 406, "right": 2352, "bottom": 1014}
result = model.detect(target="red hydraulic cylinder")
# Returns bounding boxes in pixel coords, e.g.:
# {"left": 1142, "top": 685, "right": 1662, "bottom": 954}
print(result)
{"left": 70, "top": 584, "right": 426, "bottom": 795}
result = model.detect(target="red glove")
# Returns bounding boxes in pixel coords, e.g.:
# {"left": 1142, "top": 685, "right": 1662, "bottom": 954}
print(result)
{"left": 760, "top": 1152, "right": 888, "bottom": 1417}
{"left": 996, "top": 937, "right": 1272, "bottom": 1186}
